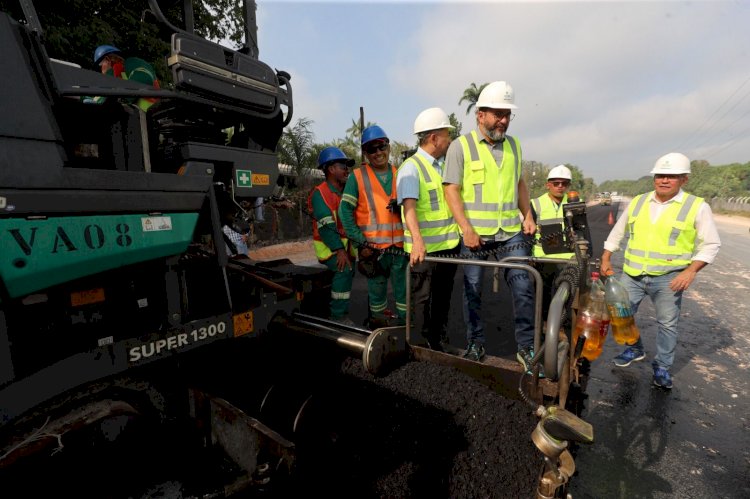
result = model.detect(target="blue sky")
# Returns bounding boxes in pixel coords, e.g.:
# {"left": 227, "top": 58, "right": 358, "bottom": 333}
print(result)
{"left": 253, "top": 0, "right": 750, "bottom": 183}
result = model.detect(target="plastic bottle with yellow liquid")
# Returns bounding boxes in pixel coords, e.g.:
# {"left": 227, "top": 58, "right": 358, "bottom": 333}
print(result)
{"left": 603, "top": 273, "right": 640, "bottom": 345}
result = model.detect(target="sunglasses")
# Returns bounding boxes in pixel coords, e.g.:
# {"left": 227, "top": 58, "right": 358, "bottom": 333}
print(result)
{"left": 364, "top": 142, "right": 389, "bottom": 154}
{"left": 549, "top": 181, "right": 570, "bottom": 187}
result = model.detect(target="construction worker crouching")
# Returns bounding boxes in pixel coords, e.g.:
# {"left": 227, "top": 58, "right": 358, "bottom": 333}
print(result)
{"left": 308, "top": 147, "right": 358, "bottom": 326}
{"left": 396, "top": 108, "right": 460, "bottom": 351}
{"left": 87, "top": 45, "right": 160, "bottom": 111}
{"left": 339, "top": 125, "right": 409, "bottom": 328}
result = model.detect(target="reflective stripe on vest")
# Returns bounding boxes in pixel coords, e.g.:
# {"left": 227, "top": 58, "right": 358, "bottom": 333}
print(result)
{"left": 623, "top": 192, "right": 702, "bottom": 276}
{"left": 398, "top": 154, "right": 460, "bottom": 254}
{"left": 121, "top": 67, "right": 160, "bottom": 111}
{"left": 531, "top": 194, "right": 574, "bottom": 259}
{"left": 353, "top": 164, "right": 404, "bottom": 249}
{"left": 308, "top": 182, "right": 355, "bottom": 262}
{"left": 459, "top": 131, "right": 521, "bottom": 234}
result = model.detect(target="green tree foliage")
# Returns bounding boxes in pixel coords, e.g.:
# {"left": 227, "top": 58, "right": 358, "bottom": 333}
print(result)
{"left": 0, "top": 0, "right": 245, "bottom": 82}
{"left": 597, "top": 161, "right": 750, "bottom": 199}
{"left": 448, "top": 112, "right": 463, "bottom": 140}
{"left": 277, "top": 117, "right": 316, "bottom": 174}
{"left": 458, "top": 82, "right": 488, "bottom": 115}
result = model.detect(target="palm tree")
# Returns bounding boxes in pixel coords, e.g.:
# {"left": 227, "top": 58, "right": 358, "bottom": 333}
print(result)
{"left": 277, "top": 117, "right": 316, "bottom": 174}
{"left": 458, "top": 82, "right": 489, "bottom": 115}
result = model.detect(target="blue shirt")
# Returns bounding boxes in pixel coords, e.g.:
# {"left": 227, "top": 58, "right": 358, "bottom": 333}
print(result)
{"left": 396, "top": 147, "right": 443, "bottom": 205}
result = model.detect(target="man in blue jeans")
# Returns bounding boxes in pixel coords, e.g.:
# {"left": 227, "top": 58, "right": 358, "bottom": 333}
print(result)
{"left": 443, "top": 81, "right": 537, "bottom": 366}
{"left": 600, "top": 152, "right": 720, "bottom": 389}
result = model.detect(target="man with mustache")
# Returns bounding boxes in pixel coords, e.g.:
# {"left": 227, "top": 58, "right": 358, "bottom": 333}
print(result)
{"left": 601, "top": 152, "right": 721, "bottom": 389}
{"left": 443, "top": 81, "right": 536, "bottom": 364}
{"left": 339, "top": 126, "right": 408, "bottom": 327}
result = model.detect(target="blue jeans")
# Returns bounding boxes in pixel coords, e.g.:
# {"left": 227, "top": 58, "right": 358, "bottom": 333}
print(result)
{"left": 460, "top": 232, "right": 535, "bottom": 349}
{"left": 620, "top": 272, "right": 683, "bottom": 370}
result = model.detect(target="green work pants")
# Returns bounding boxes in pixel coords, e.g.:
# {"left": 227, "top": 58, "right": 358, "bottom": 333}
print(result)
{"left": 367, "top": 251, "right": 409, "bottom": 320}
{"left": 323, "top": 257, "right": 355, "bottom": 320}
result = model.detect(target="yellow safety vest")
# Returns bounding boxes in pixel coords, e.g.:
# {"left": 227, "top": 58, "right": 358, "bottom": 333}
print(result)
{"left": 397, "top": 154, "right": 460, "bottom": 254}
{"left": 623, "top": 192, "right": 703, "bottom": 276}
{"left": 531, "top": 193, "right": 575, "bottom": 260}
{"left": 458, "top": 131, "right": 522, "bottom": 235}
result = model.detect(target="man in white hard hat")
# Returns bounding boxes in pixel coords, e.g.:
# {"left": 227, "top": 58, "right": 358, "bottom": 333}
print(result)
{"left": 443, "top": 81, "right": 536, "bottom": 363}
{"left": 396, "top": 108, "right": 460, "bottom": 351}
{"left": 530, "top": 165, "right": 579, "bottom": 342}
{"left": 601, "top": 152, "right": 721, "bottom": 389}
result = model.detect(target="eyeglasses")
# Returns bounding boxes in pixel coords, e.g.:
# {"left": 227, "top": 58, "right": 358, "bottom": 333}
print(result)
{"left": 364, "top": 142, "right": 389, "bottom": 154}
{"left": 331, "top": 163, "right": 350, "bottom": 170}
{"left": 654, "top": 174, "right": 682, "bottom": 181}
{"left": 549, "top": 181, "right": 570, "bottom": 187}
{"left": 482, "top": 109, "right": 515, "bottom": 121}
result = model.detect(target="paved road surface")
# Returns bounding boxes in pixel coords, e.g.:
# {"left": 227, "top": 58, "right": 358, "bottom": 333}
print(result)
{"left": 570, "top": 205, "right": 750, "bottom": 499}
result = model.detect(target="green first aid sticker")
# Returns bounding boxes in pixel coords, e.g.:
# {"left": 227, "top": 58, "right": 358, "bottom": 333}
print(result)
{"left": 236, "top": 169, "right": 252, "bottom": 187}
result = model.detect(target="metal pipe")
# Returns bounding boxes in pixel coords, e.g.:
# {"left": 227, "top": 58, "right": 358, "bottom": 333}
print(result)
{"left": 405, "top": 266, "right": 412, "bottom": 343}
{"left": 284, "top": 313, "right": 368, "bottom": 355}
{"left": 415, "top": 256, "right": 542, "bottom": 356}
{"left": 544, "top": 282, "right": 570, "bottom": 381}
{"left": 496, "top": 256, "right": 544, "bottom": 355}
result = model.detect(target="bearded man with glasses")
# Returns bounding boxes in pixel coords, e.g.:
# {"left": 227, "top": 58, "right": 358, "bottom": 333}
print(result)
{"left": 443, "top": 81, "right": 536, "bottom": 364}
{"left": 339, "top": 125, "right": 408, "bottom": 327}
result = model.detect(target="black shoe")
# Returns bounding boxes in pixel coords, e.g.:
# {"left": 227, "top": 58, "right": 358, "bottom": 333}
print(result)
{"left": 517, "top": 346, "right": 545, "bottom": 378}
{"left": 463, "top": 342, "right": 485, "bottom": 362}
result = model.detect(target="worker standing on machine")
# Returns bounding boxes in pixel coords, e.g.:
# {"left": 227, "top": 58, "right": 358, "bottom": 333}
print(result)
{"left": 531, "top": 165, "right": 578, "bottom": 330}
{"left": 308, "top": 147, "right": 358, "bottom": 326}
{"left": 443, "top": 81, "right": 536, "bottom": 364}
{"left": 339, "top": 125, "right": 408, "bottom": 328}
{"left": 396, "top": 108, "right": 460, "bottom": 351}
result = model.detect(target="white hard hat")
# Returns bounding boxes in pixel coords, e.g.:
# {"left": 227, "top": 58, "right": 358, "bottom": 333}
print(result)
{"left": 650, "top": 152, "right": 691, "bottom": 175}
{"left": 476, "top": 81, "right": 517, "bottom": 110}
{"left": 413, "top": 107, "right": 455, "bottom": 134}
{"left": 547, "top": 165, "right": 572, "bottom": 180}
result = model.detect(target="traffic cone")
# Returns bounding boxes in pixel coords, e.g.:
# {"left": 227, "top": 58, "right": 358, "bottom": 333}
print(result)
{"left": 608, "top": 211, "right": 614, "bottom": 225}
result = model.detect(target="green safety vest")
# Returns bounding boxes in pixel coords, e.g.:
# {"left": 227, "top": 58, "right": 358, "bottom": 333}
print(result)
{"left": 623, "top": 192, "right": 703, "bottom": 276}
{"left": 531, "top": 193, "right": 575, "bottom": 260}
{"left": 397, "top": 154, "right": 460, "bottom": 254}
{"left": 458, "top": 131, "right": 522, "bottom": 235}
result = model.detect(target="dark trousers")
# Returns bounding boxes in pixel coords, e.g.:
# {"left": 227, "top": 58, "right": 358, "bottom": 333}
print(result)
{"left": 410, "top": 248, "right": 458, "bottom": 346}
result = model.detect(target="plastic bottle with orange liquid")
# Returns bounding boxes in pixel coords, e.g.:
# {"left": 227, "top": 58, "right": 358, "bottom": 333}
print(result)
{"left": 573, "top": 272, "right": 609, "bottom": 361}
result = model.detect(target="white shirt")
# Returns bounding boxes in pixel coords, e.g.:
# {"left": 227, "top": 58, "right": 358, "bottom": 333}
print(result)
{"left": 603, "top": 190, "right": 721, "bottom": 264}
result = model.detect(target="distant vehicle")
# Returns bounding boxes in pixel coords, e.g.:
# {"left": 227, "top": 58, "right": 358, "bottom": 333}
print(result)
{"left": 600, "top": 193, "right": 612, "bottom": 206}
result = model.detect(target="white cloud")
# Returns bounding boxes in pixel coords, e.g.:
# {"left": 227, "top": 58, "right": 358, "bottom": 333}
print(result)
{"left": 259, "top": 1, "right": 750, "bottom": 183}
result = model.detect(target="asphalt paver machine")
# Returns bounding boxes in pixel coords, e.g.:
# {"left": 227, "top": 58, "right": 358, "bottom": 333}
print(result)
{"left": 0, "top": 1, "right": 594, "bottom": 496}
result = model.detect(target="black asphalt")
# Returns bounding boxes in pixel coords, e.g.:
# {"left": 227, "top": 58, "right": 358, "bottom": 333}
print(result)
{"left": 346, "top": 201, "right": 750, "bottom": 498}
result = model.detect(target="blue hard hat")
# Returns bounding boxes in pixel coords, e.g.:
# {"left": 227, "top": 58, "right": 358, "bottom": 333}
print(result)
{"left": 94, "top": 45, "right": 121, "bottom": 64}
{"left": 361, "top": 125, "right": 389, "bottom": 147}
{"left": 318, "top": 147, "right": 354, "bottom": 169}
